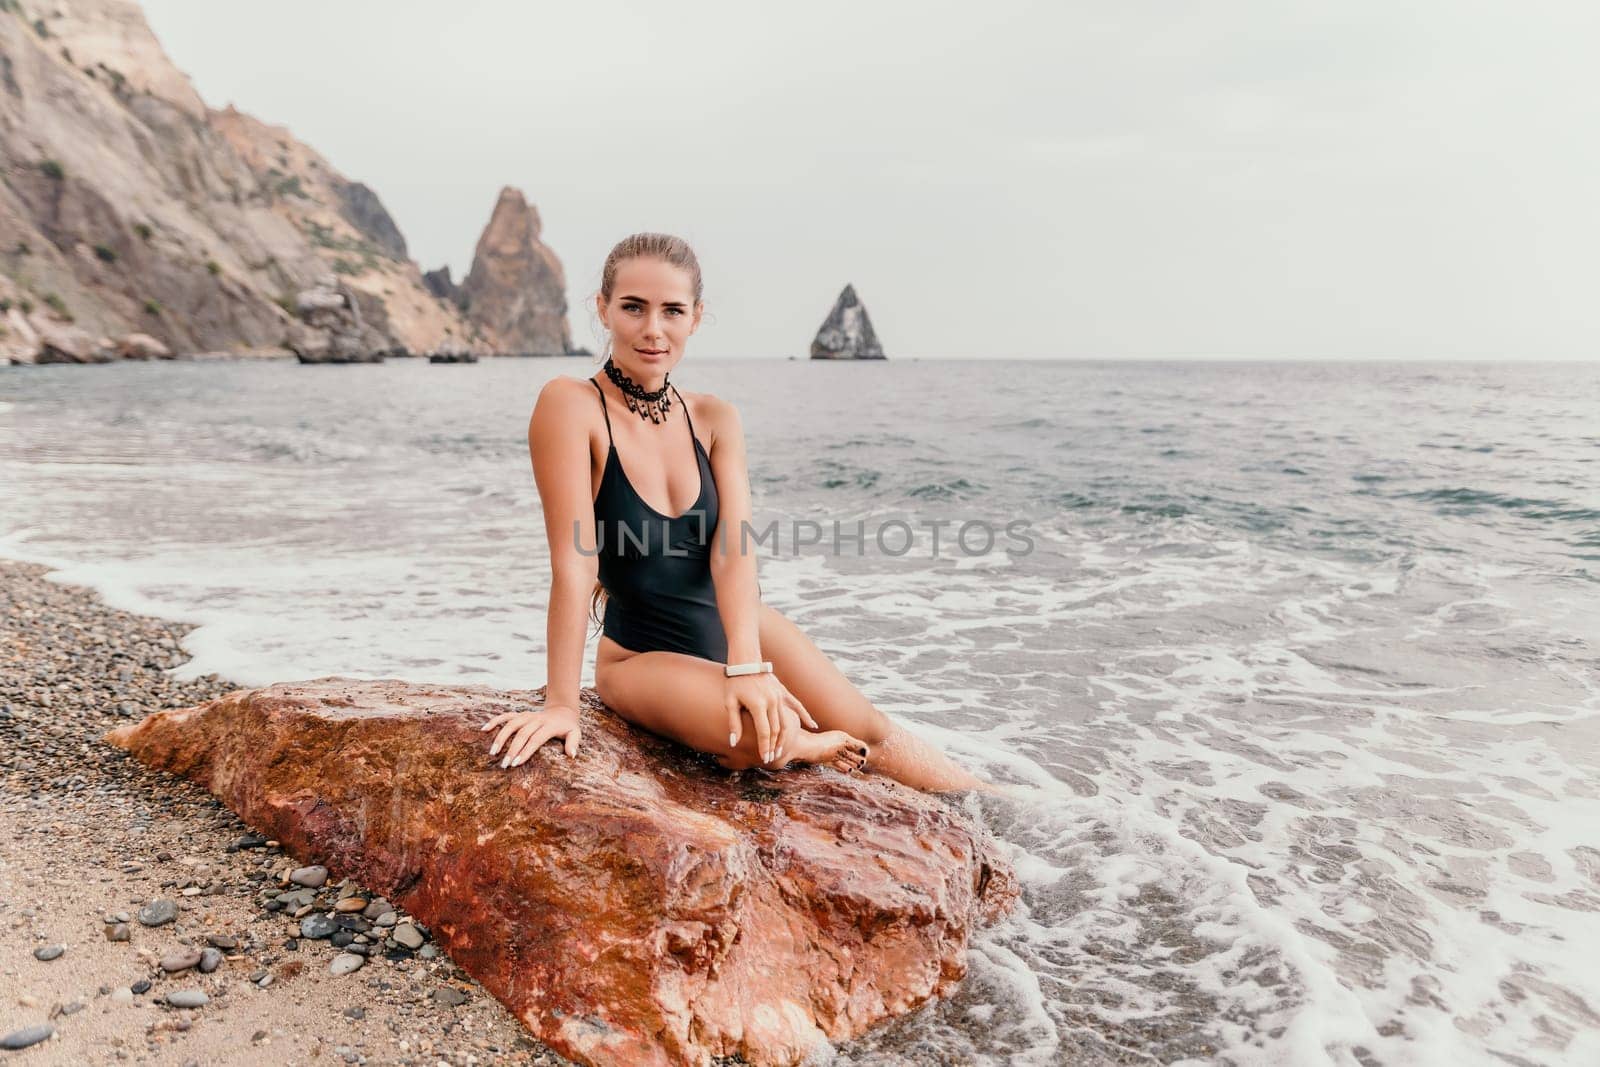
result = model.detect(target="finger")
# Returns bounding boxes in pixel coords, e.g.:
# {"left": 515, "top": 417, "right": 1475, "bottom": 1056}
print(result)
{"left": 766, "top": 703, "right": 784, "bottom": 762}
{"left": 564, "top": 724, "right": 581, "bottom": 758}
{"left": 489, "top": 716, "right": 531, "bottom": 757}
{"left": 747, "top": 702, "right": 773, "bottom": 765}
{"left": 726, "top": 695, "right": 742, "bottom": 749}
{"left": 480, "top": 712, "right": 514, "bottom": 732}
{"left": 505, "top": 723, "right": 554, "bottom": 767}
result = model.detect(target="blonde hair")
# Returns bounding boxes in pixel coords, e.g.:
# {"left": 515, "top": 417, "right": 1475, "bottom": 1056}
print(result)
{"left": 588, "top": 232, "right": 704, "bottom": 632}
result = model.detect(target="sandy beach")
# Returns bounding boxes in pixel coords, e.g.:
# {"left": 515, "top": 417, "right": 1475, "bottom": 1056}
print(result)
{"left": 0, "top": 559, "right": 569, "bottom": 1065}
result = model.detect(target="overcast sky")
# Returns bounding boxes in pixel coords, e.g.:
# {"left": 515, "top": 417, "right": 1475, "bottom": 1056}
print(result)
{"left": 141, "top": 0, "right": 1598, "bottom": 360}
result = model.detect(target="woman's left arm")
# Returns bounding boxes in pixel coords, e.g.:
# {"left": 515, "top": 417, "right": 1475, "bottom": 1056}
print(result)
{"left": 703, "top": 396, "right": 817, "bottom": 762}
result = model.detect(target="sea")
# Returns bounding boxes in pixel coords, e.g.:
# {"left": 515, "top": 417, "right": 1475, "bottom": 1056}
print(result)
{"left": 2, "top": 357, "right": 1596, "bottom": 1066}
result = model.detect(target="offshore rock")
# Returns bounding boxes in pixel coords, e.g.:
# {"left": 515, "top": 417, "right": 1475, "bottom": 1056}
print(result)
{"left": 810, "top": 284, "right": 886, "bottom": 360}
{"left": 105, "top": 678, "right": 1016, "bottom": 1067}
{"left": 458, "top": 187, "right": 572, "bottom": 355}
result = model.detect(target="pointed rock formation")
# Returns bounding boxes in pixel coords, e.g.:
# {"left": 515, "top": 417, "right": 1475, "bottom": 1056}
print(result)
{"left": 810, "top": 284, "right": 885, "bottom": 360}
{"left": 458, "top": 187, "right": 572, "bottom": 356}
{"left": 106, "top": 678, "right": 1017, "bottom": 1067}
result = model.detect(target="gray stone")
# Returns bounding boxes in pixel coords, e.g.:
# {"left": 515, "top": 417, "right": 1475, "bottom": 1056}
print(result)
{"left": 198, "top": 947, "right": 223, "bottom": 973}
{"left": 32, "top": 944, "right": 65, "bottom": 961}
{"left": 160, "top": 947, "right": 203, "bottom": 972}
{"left": 431, "top": 986, "right": 469, "bottom": 1007}
{"left": 138, "top": 899, "right": 179, "bottom": 926}
{"left": 391, "top": 923, "right": 424, "bottom": 950}
{"left": 105, "top": 923, "right": 131, "bottom": 942}
{"left": 329, "top": 952, "right": 364, "bottom": 976}
{"left": 0, "top": 1025, "right": 53, "bottom": 1050}
{"left": 289, "top": 865, "right": 328, "bottom": 888}
{"left": 164, "top": 989, "right": 209, "bottom": 1008}
{"left": 300, "top": 914, "right": 338, "bottom": 940}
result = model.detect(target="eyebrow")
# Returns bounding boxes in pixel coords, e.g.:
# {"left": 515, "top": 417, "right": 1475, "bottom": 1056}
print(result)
{"left": 619, "top": 295, "right": 689, "bottom": 308}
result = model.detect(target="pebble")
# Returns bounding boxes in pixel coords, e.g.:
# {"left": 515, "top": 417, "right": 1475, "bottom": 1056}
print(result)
{"left": 164, "top": 989, "right": 209, "bottom": 1008}
{"left": 205, "top": 933, "right": 238, "bottom": 950}
{"left": 432, "top": 986, "right": 469, "bottom": 1007}
{"left": 0, "top": 1025, "right": 54, "bottom": 1051}
{"left": 329, "top": 952, "right": 365, "bottom": 976}
{"left": 289, "top": 864, "right": 329, "bottom": 888}
{"left": 361, "top": 897, "right": 390, "bottom": 920}
{"left": 104, "top": 911, "right": 131, "bottom": 924}
{"left": 32, "top": 944, "right": 65, "bottom": 961}
{"left": 137, "top": 899, "right": 178, "bottom": 927}
{"left": 334, "top": 896, "right": 368, "bottom": 913}
{"left": 300, "top": 914, "right": 337, "bottom": 940}
{"left": 419, "top": 944, "right": 440, "bottom": 959}
{"left": 105, "top": 922, "right": 131, "bottom": 942}
{"left": 198, "top": 947, "right": 224, "bottom": 973}
{"left": 343, "top": 1005, "right": 365, "bottom": 1020}
{"left": 392, "top": 923, "right": 424, "bottom": 950}
{"left": 131, "top": 979, "right": 151, "bottom": 995}
{"left": 109, "top": 987, "right": 135, "bottom": 1005}
{"left": 160, "top": 947, "right": 203, "bottom": 972}
{"left": 375, "top": 911, "right": 398, "bottom": 927}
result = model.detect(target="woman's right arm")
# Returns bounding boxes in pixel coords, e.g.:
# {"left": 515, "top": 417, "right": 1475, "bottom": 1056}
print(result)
{"left": 483, "top": 378, "right": 597, "bottom": 766}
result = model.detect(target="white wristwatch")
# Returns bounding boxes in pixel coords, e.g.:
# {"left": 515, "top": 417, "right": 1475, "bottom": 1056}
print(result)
{"left": 724, "top": 660, "right": 773, "bottom": 678}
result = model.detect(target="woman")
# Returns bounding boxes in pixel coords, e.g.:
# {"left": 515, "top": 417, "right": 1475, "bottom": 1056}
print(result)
{"left": 482, "top": 233, "right": 988, "bottom": 793}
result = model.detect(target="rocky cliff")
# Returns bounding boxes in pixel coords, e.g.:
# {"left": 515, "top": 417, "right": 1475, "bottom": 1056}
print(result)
{"left": 0, "top": 0, "right": 550, "bottom": 362}
{"left": 810, "top": 284, "right": 885, "bottom": 360}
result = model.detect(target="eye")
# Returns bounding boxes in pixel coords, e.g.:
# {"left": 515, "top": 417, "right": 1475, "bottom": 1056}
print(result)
{"left": 621, "top": 302, "right": 642, "bottom": 312}
{"left": 666, "top": 308, "right": 683, "bottom": 316}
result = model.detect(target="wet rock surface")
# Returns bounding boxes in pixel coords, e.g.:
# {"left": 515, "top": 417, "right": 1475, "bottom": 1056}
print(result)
{"left": 106, "top": 676, "right": 1017, "bottom": 1065}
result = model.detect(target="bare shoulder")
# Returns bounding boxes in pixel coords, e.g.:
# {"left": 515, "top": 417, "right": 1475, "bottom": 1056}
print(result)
{"left": 532, "top": 375, "right": 596, "bottom": 423}
{"left": 678, "top": 387, "right": 740, "bottom": 446}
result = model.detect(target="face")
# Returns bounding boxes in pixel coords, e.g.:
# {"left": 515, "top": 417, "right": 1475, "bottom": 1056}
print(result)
{"left": 595, "top": 257, "right": 703, "bottom": 382}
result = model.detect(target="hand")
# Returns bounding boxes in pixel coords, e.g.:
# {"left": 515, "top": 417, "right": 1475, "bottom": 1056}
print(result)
{"left": 724, "top": 673, "right": 818, "bottom": 765}
{"left": 480, "top": 703, "right": 582, "bottom": 767}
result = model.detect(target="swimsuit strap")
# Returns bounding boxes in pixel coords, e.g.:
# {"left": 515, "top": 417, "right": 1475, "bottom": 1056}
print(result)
{"left": 589, "top": 378, "right": 614, "bottom": 448}
{"left": 670, "top": 384, "right": 699, "bottom": 452}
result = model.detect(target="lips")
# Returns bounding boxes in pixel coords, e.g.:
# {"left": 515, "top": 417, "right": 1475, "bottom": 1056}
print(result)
{"left": 635, "top": 348, "right": 668, "bottom": 356}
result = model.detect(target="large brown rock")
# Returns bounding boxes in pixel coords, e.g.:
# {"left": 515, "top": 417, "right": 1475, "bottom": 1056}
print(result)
{"left": 458, "top": 187, "right": 573, "bottom": 355}
{"left": 105, "top": 678, "right": 1015, "bottom": 1066}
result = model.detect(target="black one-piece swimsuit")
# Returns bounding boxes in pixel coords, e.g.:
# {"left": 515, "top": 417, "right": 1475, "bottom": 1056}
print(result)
{"left": 589, "top": 378, "right": 729, "bottom": 663}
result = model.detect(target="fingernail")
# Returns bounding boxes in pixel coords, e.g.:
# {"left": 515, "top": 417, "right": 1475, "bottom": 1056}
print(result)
{"left": 729, "top": 733, "right": 737, "bottom": 746}
{"left": 500, "top": 757, "right": 509, "bottom": 768}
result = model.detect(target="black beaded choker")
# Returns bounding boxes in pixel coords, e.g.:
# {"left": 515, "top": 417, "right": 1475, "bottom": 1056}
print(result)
{"left": 602, "top": 356, "right": 673, "bottom": 423}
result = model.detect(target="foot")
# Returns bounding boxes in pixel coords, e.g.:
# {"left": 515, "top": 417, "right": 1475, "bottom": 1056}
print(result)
{"left": 778, "top": 729, "right": 870, "bottom": 775}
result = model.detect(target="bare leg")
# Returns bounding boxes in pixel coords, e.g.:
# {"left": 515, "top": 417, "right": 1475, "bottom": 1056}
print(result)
{"left": 594, "top": 639, "right": 866, "bottom": 774}
{"left": 756, "top": 604, "right": 996, "bottom": 794}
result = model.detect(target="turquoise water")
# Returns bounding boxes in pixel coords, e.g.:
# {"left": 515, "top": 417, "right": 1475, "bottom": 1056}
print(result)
{"left": 3, "top": 357, "right": 1597, "bottom": 1064}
